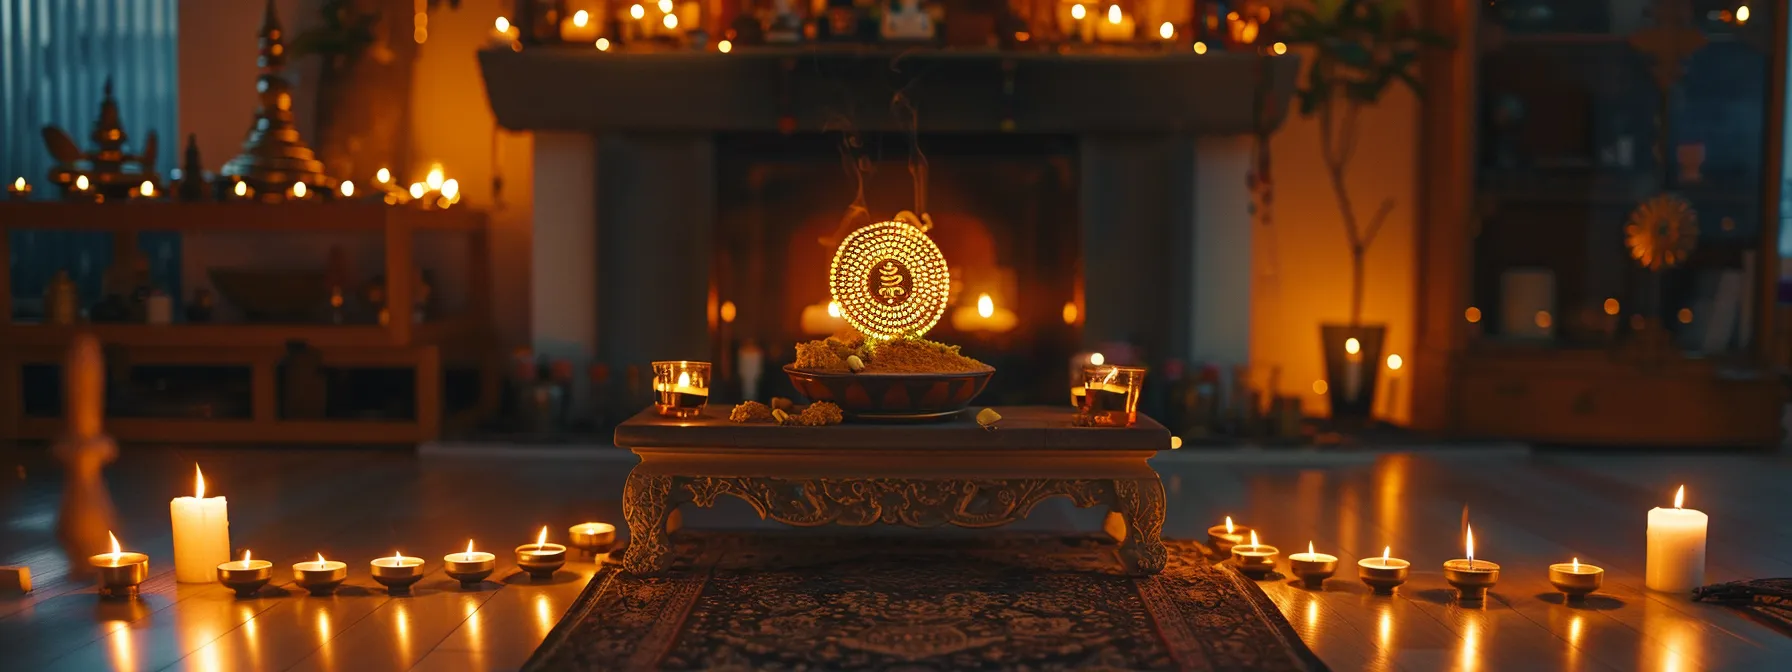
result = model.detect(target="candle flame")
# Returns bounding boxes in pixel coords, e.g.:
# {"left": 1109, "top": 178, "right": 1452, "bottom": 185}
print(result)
{"left": 1739, "top": 5, "right": 1752, "bottom": 23}
{"left": 1307, "top": 541, "right": 1315, "bottom": 555}
{"left": 1572, "top": 557, "right": 1579, "bottom": 570}
{"left": 293, "top": 181, "right": 307, "bottom": 198}
{"left": 662, "top": 14, "right": 677, "bottom": 29}
{"left": 195, "top": 463, "right": 206, "bottom": 499}
{"left": 1249, "top": 530, "right": 1259, "bottom": 546}
{"left": 537, "top": 526, "right": 548, "bottom": 546}
{"left": 676, "top": 372, "right": 690, "bottom": 388}
{"left": 1159, "top": 22, "right": 1173, "bottom": 40}
{"left": 393, "top": 551, "right": 403, "bottom": 561}
{"left": 717, "top": 39, "right": 732, "bottom": 54}
{"left": 140, "top": 181, "right": 155, "bottom": 197}
{"left": 243, "top": 550, "right": 252, "bottom": 563}
{"left": 234, "top": 181, "right": 247, "bottom": 196}
{"left": 1193, "top": 41, "right": 1208, "bottom": 54}
{"left": 409, "top": 182, "right": 425, "bottom": 199}
{"left": 1465, "top": 524, "right": 1475, "bottom": 564}
{"left": 426, "top": 164, "right": 445, "bottom": 190}
{"left": 442, "top": 178, "right": 460, "bottom": 201}
{"left": 1107, "top": 4, "right": 1121, "bottom": 25}
{"left": 316, "top": 553, "right": 326, "bottom": 564}
{"left": 1071, "top": 4, "right": 1086, "bottom": 20}
{"left": 597, "top": 37, "right": 611, "bottom": 51}
{"left": 466, "top": 539, "right": 476, "bottom": 555}
{"left": 495, "top": 16, "right": 509, "bottom": 33}
{"left": 1090, "top": 352, "right": 1105, "bottom": 366}
{"left": 376, "top": 167, "right": 391, "bottom": 184}
{"left": 827, "top": 300, "right": 842, "bottom": 318}
{"left": 573, "top": 10, "right": 589, "bottom": 27}
{"left": 12, "top": 177, "right": 22, "bottom": 189}
{"left": 1387, "top": 354, "right": 1403, "bottom": 370}
{"left": 1345, "top": 337, "right": 1361, "bottom": 355}
{"left": 657, "top": 0, "right": 673, "bottom": 12}
{"left": 109, "top": 531, "right": 121, "bottom": 556}
{"left": 1383, "top": 546, "right": 1391, "bottom": 562}
{"left": 340, "top": 180, "right": 354, "bottom": 197}
{"left": 977, "top": 294, "right": 994, "bottom": 318}
{"left": 630, "top": 4, "right": 645, "bottom": 20}
{"left": 1225, "top": 516, "right": 1234, "bottom": 534}
{"left": 76, "top": 175, "right": 90, "bottom": 190}
{"left": 1674, "top": 485, "right": 1685, "bottom": 509}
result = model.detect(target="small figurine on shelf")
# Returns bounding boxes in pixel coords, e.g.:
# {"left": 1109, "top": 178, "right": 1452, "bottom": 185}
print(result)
{"left": 766, "top": 0, "right": 805, "bottom": 42}
{"left": 175, "top": 135, "right": 211, "bottom": 202}
{"left": 41, "top": 78, "right": 160, "bottom": 200}
{"left": 882, "top": 0, "right": 936, "bottom": 41}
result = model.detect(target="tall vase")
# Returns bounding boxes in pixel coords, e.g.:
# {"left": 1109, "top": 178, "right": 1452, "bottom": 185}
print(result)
{"left": 1319, "top": 323, "right": 1385, "bottom": 427}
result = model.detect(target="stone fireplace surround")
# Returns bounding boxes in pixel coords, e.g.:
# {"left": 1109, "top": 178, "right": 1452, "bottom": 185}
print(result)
{"left": 479, "top": 48, "right": 1297, "bottom": 383}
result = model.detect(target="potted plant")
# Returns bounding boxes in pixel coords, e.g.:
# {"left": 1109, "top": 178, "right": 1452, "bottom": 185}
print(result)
{"left": 1280, "top": 0, "right": 1450, "bottom": 423}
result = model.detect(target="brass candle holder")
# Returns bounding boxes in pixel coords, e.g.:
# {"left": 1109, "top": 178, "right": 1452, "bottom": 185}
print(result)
{"left": 1356, "top": 547, "right": 1411, "bottom": 594}
{"left": 1229, "top": 531, "right": 1278, "bottom": 579}
{"left": 516, "top": 526, "right": 567, "bottom": 580}
{"left": 1548, "top": 558, "right": 1604, "bottom": 602}
{"left": 292, "top": 554, "right": 348, "bottom": 596}
{"left": 1443, "top": 559, "right": 1500, "bottom": 601}
{"left": 1287, "top": 542, "right": 1338, "bottom": 588}
{"left": 445, "top": 540, "right": 496, "bottom": 588}
{"left": 90, "top": 533, "right": 150, "bottom": 600}
{"left": 369, "top": 553, "right": 426, "bottom": 595}
{"left": 1205, "top": 517, "right": 1251, "bottom": 559}
{"left": 568, "top": 522, "right": 617, "bottom": 559}
{"left": 216, "top": 550, "right": 273, "bottom": 598}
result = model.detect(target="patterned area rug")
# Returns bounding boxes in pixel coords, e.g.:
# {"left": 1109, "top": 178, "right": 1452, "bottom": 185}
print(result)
{"left": 524, "top": 533, "right": 1327, "bottom": 671}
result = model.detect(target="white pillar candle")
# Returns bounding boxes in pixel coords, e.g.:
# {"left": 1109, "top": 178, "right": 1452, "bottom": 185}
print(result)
{"left": 171, "top": 465, "right": 231, "bottom": 583}
{"left": 1646, "top": 485, "right": 1707, "bottom": 593}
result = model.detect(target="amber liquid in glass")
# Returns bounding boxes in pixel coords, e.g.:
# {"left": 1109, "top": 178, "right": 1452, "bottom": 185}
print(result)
{"left": 1079, "top": 382, "right": 1137, "bottom": 427}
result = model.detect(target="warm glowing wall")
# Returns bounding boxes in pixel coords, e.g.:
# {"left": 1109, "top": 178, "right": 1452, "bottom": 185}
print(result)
{"left": 1250, "top": 50, "right": 1419, "bottom": 424}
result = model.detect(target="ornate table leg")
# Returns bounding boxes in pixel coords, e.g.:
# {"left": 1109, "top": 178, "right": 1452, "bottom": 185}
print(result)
{"left": 622, "top": 472, "right": 681, "bottom": 575}
{"left": 1111, "top": 477, "right": 1167, "bottom": 575}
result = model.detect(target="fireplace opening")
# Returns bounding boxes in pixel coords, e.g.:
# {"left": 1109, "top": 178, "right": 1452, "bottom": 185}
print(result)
{"left": 712, "top": 132, "right": 1082, "bottom": 406}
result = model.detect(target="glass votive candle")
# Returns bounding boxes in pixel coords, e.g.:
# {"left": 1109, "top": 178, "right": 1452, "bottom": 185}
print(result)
{"left": 369, "top": 552, "right": 427, "bottom": 595}
{"left": 216, "top": 550, "right": 273, "bottom": 598}
{"left": 652, "top": 360, "right": 712, "bottom": 418}
{"left": 1080, "top": 365, "right": 1145, "bottom": 427}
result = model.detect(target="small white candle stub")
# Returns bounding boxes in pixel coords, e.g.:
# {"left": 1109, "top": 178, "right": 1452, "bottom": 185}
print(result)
{"left": 1646, "top": 485, "right": 1708, "bottom": 593}
{"left": 171, "top": 464, "right": 231, "bottom": 583}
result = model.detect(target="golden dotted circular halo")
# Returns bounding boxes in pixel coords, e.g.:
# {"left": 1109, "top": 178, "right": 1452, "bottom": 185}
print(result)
{"left": 828, "top": 218, "right": 950, "bottom": 340}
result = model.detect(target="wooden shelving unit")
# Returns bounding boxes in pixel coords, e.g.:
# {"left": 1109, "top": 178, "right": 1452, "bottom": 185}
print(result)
{"left": 0, "top": 201, "right": 499, "bottom": 444}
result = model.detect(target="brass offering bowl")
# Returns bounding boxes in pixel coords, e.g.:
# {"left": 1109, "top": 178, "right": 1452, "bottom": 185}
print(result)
{"left": 1357, "top": 558, "right": 1411, "bottom": 594}
{"left": 444, "top": 552, "right": 496, "bottom": 588}
{"left": 783, "top": 366, "right": 995, "bottom": 421}
{"left": 568, "top": 523, "right": 616, "bottom": 559}
{"left": 370, "top": 556, "right": 427, "bottom": 595}
{"left": 1443, "top": 559, "right": 1500, "bottom": 601}
{"left": 91, "top": 553, "right": 150, "bottom": 600}
{"left": 217, "top": 559, "right": 274, "bottom": 598}
{"left": 516, "top": 543, "right": 567, "bottom": 580}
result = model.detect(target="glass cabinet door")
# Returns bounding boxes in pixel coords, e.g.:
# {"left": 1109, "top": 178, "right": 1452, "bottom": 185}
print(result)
{"left": 1471, "top": 0, "right": 1774, "bottom": 356}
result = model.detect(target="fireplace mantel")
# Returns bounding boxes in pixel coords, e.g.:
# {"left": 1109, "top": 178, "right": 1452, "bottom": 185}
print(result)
{"left": 479, "top": 48, "right": 1299, "bottom": 135}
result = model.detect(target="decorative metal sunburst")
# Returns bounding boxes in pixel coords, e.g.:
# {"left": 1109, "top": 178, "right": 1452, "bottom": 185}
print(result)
{"left": 828, "top": 214, "right": 950, "bottom": 340}
{"left": 1625, "top": 193, "right": 1698, "bottom": 272}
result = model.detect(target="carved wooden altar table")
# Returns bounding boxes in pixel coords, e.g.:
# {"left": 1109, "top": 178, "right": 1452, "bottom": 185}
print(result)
{"left": 614, "top": 405, "right": 1171, "bottom": 575}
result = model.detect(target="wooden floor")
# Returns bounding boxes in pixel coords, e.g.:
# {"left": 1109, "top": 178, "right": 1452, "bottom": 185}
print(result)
{"left": 3, "top": 441, "right": 1792, "bottom": 671}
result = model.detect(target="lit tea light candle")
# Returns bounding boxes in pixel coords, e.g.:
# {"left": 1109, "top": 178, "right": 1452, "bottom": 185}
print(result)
{"left": 232, "top": 180, "right": 252, "bottom": 199}
{"left": 652, "top": 361, "right": 712, "bottom": 418}
{"left": 136, "top": 180, "right": 157, "bottom": 199}
{"left": 339, "top": 180, "right": 355, "bottom": 198}
{"left": 444, "top": 540, "right": 496, "bottom": 588}
{"left": 293, "top": 553, "right": 348, "bottom": 596}
{"left": 568, "top": 522, "right": 617, "bottom": 558}
{"left": 1206, "top": 516, "right": 1252, "bottom": 558}
{"left": 1357, "top": 546, "right": 1410, "bottom": 594}
{"left": 370, "top": 551, "right": 427, "bottom": 595}
{"left": 1288, "top": 541, "right": 1338, "bottom": 588}
{"left": 171, "top": 464, "right": 230, "bottom": 583}
{"left": 89, "top": 531, "right": 149, "bottom": 600}
{"left": 560, "top": 9, "right": 599, "bottom": 42}
{"left": 73, "top": 174, "right": 92, "bottom": 193}
{"left": 1096, "top": 4, "right": 1135, "bottom": 42}
{"left": 1231, "top": 530, "right": 1279, "bottom": 578}
{"left": 1647, "top": 485, "right": 1707, "bottom": 593}
{"left": 516, "top": 526, "right": 567, "bottom": 580}
{"left": 290, "top": 181, "right": 309, "bottom": 200}
{"left": 1343, "top": 337, "right": 1364, "bottom": 402}
{"left": 1443, "top": 523, "right": 1499, "bottom": 601}
{"left": 8, "top": 176, "right": 31, "bottom": 199}
{"left": 1548, "top": 557, "right": 1604, "bottom": 601}
{"left": 216, "top": 549, "right": 273, "bottom": 597}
